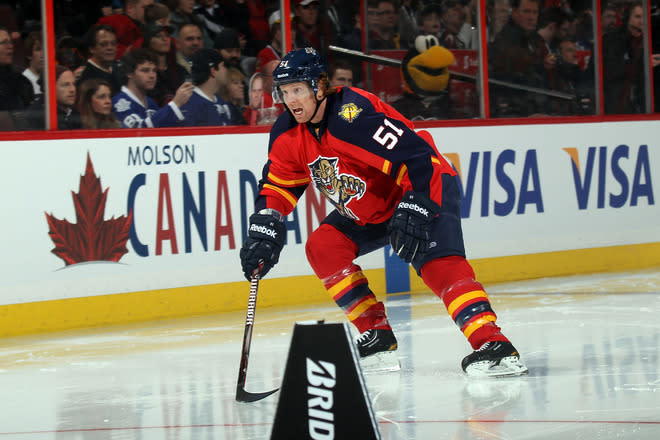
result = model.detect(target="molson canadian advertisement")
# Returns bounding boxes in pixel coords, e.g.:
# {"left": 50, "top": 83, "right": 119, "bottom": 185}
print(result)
{"left": 0, "top": 121, "right": 658, "bottom": 312}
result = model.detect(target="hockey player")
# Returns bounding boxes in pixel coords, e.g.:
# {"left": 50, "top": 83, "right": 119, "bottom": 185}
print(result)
{"left": 179, "top": 48, "right": 239, "bottom": 126}
{"left": 112, "top": 48, "right": 193, "bottom": 128}
{"left": 239, "top": 47, "right": 528, "bottom": 377}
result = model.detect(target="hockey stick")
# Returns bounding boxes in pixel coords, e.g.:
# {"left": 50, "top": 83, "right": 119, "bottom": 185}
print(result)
{"left": 235, "top": 265, "right": 279, "bottom": 402}
{"left": 328, "top": 45, "right": 576, "bottom": 100}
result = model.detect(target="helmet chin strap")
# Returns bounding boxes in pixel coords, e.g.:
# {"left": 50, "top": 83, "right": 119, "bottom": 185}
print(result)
{"left": 306, "top": 94, "right": 327, "bottom": 124}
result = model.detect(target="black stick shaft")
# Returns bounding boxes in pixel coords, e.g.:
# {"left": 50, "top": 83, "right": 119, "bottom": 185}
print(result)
{"left": 235, "top": 269, "right": 279, "bottom": 402}
{"left": 236, "top": 273, "right": 259, "bottom": 393}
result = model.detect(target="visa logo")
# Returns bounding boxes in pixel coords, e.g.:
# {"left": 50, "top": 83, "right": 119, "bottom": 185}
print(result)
{"left": 564, "top": 145, "right": 654, "bottom": 209}
{"left": 444, "top": 150, "right": 543, "bottom": 218}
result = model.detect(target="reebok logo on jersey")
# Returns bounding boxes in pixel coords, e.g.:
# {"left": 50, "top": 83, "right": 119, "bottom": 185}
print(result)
{"left": 250, "top": 224, "right": 278, "bottom": 238}
{"left": 398, "top": 201, "right": 429, "bottom": 217}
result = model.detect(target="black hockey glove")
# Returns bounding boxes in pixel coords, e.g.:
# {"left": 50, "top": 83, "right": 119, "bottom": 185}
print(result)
{"left": 389, "top": 191, "right": 441, "bottom": 263}
{"left": 240, "top": 210, "right": 286, "bottom": 280}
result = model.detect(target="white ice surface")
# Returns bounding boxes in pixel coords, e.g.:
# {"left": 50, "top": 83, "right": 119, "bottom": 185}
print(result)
{"left": 0, "top": 269, "right": 659, "bottom": 439}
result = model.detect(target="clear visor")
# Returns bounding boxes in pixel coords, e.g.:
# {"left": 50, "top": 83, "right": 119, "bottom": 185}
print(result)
{"left": 272, "top": 82, "right": 314, "bottom": 105}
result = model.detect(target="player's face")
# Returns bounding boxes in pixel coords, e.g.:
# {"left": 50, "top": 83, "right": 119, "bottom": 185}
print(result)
{"left": 279, "top": 81, "right": 317, "bottom": 123}
{"left": 56, "top": 70, "right": 77, "bottom": 107}
{"left": 131, "top": 61, "right": 158, "bottom": 92}
{"left": 91, "top": 85, "right": 112, "bottom": 115}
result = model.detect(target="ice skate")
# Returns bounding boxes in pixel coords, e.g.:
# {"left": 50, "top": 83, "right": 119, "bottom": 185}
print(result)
{"left": 462, "top": 341, "right": 528, "bottom": 377}
{"left": 355, "top": 329, "right": 400, "bottom": 373}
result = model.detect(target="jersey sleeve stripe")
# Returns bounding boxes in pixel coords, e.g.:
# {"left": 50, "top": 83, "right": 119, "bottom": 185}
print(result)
{"left": 395, "top": 164, "right": 408, "bottom": 186}
{"left": 267, "top": 172, "right": 311, "bottom": 186}
{"left": 381, "top": 160, "right": 392, "bottom": 174}
{"left": 262, "top": 183, "right": 298, "bottom": 208}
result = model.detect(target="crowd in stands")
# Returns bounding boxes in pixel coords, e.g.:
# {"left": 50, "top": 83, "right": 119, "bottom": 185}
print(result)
{"left": 0, "top": 0, "right": 659, "bottom": 131}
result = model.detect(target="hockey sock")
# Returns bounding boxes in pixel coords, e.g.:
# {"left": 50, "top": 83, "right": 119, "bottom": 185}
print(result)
{"left": 306, "top": 224, "right": 391, "bottom": 333}
{"left": 323, "top": 265, "right": 391, "bottom": 333}
{"left": 420, "top": 256, "right": 508, "bottom": 349}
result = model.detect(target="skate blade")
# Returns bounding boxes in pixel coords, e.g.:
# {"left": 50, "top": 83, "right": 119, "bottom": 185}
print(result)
{"left": 464, "top": 356, "right": 528, "bottom": 378}
{"left": 360, "top": 350, "right": 401, "bottom": 374}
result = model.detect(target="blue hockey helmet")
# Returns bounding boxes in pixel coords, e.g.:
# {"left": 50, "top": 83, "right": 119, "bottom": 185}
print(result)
{"left": 272, "top": 47, "right": 327, "bottom": 102}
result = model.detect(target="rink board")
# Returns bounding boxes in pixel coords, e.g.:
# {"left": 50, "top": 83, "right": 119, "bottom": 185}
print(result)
{"left": 0, "top": 120, "right": 659, "bottom": 336}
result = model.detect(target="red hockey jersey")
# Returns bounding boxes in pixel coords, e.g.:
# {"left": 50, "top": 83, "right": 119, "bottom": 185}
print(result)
{"left": 255, "top": 87, "right": 456, "bottom": 225}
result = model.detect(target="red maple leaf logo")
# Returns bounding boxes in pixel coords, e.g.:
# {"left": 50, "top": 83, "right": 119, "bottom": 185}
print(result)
{"left": 45, "top": 153, "right": 133, "bottom": 266}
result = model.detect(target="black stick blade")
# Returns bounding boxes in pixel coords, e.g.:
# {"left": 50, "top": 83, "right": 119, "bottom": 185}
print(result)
{"left": 236, "top": 386, "right": 279, "bottom": 402}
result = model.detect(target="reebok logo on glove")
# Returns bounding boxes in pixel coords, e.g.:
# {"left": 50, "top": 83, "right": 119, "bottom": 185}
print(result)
{"left": 250, "top": 224, "right": 278, "bottom": 238}
{"left": 397, "top": 201, "right": 429, "bottom": 218}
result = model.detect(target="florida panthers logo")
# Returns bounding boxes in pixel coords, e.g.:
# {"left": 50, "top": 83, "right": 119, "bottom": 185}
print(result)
{"left": 308, "top": 156, "right": 366, "bottom": 221}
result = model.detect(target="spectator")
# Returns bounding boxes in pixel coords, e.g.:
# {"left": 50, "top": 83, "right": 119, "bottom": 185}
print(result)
{"left": 487, "top": 0, "right": 511, "bottom": 43}
{"left": 329, "top": 59, "right": 354, "bottom": 87}
{"left": 218, "top": 65, "right": 248, "bottom": 124}
{"left": 76, "top": 24, "right": 123, "bottom": 95}
{"left": 337, "top": 4, "right": 364, "bottom": 51}
{"left": 537, "top": 7, "right": 571, "bottom": 80}
{"left": 439, "top": 0, "right": 478, "bottom": 49}
{"left": 255, "top": 10, "right": 291, "bottom": 73}
{"left": 56, "top": 35, "right": 86, "bottom": 72}
{"left": 124, "top": 3, "right": 176, "bottom": 53}
{"left": 488, "top": 0, "right": 547, "bottom": 116}
{"left": 180, "top": 48, "right": 237, "bottom": 126}
{"left": 573, "top": 7, "right": 593, "bottom": 51}
{"left": 601, "top": 3, "right": 619, "bottom": 35}
{"left": 144, "top": 2, "right": 171, "bottom": 26}
{"left": 97, "top": 0, "right": 155, "bottom": 58}
{"left": 260, "top": 58, "right": 279, "bottom": 97}
{"left": 0, "top": 25, "right": 34, "bottom": 114}
{"left": 243, "top": 0, "right": 269, "bottom": 55}
{"left": 242, "top": 68, "right": 281, "bottom": 125}
{"left": 418, "top": 2, "right": 443, "bottom": 40}
{"left": 15, "top": 65, "right": 83, "bottom": 130}
{"left": 22, "top": 31, "right": 43, "bottom": 97}
{"left": 112, "top": 47, "right": 193, "bottom": 127}
{"left": 166, "top": 0, "right": 214, "bottom": 48}
{"left": 141, "top": 22, "right": 188, "bottom": 106}
{"left": 244, "top": 72, "right": 265, "bottom": 125}
{"left": 294, "top": 0, "right": 335, "bottom": 54}
{"left": 194, "top": 0, "right": 247, "bottom": 42}
{"left": 176, "top": 23, "right": 204, "bottom": 75}
{"left": 55, "top": 66, "right": 83, "bottom": 129}
{"left": 214, "top": 28, "right": 244, "bottom": 73}
{"left": 551, "top": 38, "right": 593, "bottom": 114}
{"left": 78, "top": 78, "right": 121, "bottom": 129}
{"left": 368, "top": 0, "right": 408, "bottom": 50}
{"left": 602, "top": 1, "right": 647, "bottom": 114}
{"left": 326, "top": 0, "right": 343, "bottom": 40}
{"left": 398, "top": 0, "right": 420, "bottom": 47}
